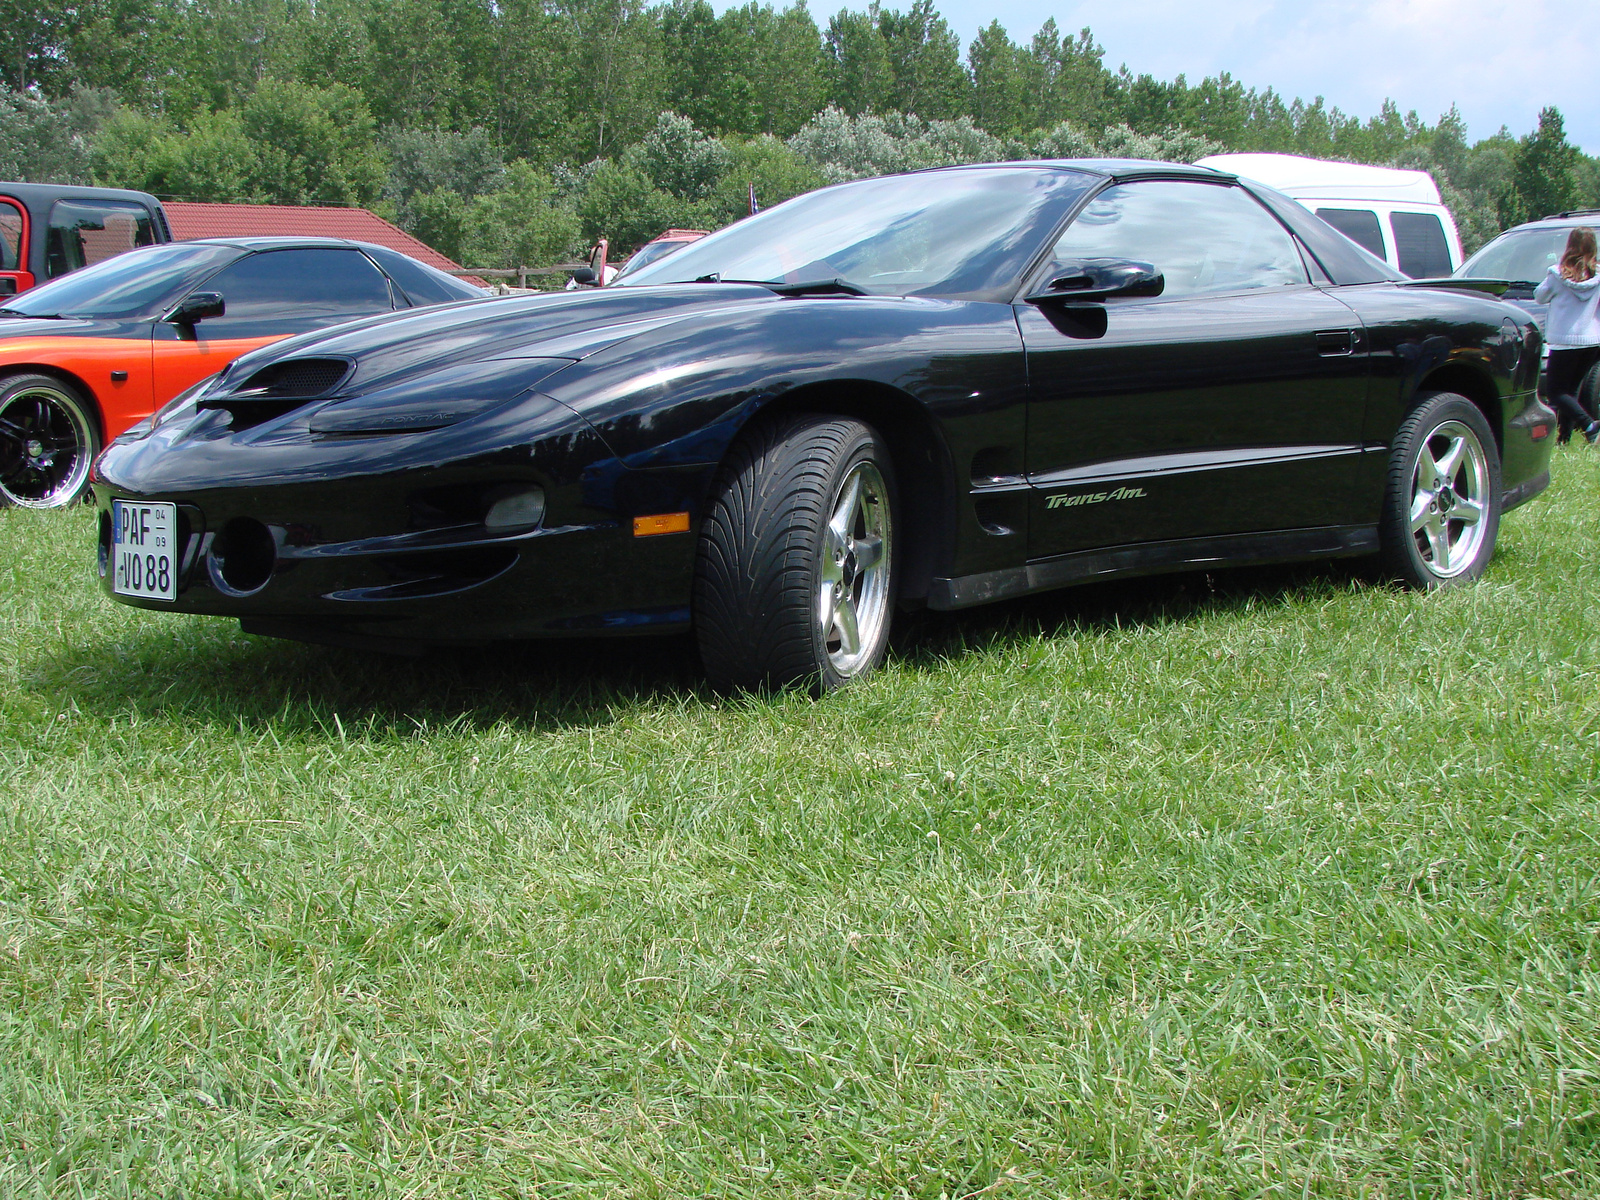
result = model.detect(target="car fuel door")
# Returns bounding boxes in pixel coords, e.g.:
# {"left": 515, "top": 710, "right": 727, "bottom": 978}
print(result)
{"left": 1019, "top": 179, "right": 1371, "bottom": 562}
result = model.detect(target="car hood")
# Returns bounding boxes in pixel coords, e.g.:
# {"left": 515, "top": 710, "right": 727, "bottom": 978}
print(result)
{"left": 209, "top": 284, "right": 787, "bottom": 400}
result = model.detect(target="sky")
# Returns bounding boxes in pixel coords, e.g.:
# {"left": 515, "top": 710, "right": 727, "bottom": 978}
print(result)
{"left": 781, "top": 0, "right": 1600, "bottom": 155}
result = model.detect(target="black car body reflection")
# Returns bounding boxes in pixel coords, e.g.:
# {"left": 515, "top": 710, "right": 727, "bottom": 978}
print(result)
{"left": 93, "top": 160, "right": 1553, "bottom": 690}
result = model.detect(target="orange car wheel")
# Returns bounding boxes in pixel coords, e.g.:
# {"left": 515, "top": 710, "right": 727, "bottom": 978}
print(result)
{"left": 0, "top": 373, "right": 100, "bottom": 509}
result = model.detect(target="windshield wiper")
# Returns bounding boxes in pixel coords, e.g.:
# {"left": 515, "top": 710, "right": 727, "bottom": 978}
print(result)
{"left": 683, "top": 274, "right": 868, "bottom": 296}
{"left": 0, "top": 308, "right": 59, "bottom": 318}
{"left": 762, "top": 277, "right": 867, "bottom": 296}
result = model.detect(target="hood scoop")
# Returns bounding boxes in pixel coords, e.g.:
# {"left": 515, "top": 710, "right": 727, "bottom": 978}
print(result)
{"left": 200, "top": 357, "right": 356, "bottom": 431}
{"left": 307, "top": 356, "right": 574, "bottom": 437}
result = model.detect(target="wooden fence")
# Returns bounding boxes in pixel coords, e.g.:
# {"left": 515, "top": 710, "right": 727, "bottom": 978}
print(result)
{"left": 446, "top": 263, "right": 583, "bottom": 289}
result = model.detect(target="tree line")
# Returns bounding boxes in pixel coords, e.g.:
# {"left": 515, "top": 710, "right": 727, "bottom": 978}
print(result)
{"left": 1, "top": 0, "right": 1595, "bottom": 268}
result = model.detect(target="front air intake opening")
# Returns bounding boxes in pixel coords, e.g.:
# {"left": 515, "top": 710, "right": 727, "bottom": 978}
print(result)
{"left": 210, "top": 518, "right": 277, "bottom": 595}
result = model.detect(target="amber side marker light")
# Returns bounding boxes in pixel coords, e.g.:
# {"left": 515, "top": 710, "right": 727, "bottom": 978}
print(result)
{"left": 633, "top": 512, "right": 692, "bottom": 537}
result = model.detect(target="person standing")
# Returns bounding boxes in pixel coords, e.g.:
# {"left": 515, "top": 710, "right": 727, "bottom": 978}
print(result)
{"left": 1535, "top": 227, "right": 1600, "bottom": 443}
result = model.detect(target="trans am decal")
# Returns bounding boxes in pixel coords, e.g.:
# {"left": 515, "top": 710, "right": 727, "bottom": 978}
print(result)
{"left": 1047, "top": 485, "right": 1148, "bottom": 510}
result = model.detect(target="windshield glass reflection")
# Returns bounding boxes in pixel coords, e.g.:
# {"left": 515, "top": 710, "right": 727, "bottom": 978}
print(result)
{"left": 3, "top": 243, "right": 238, "bottom": 319}
{"left": 617, "top": 167, "right": 1096, "bottom": 300}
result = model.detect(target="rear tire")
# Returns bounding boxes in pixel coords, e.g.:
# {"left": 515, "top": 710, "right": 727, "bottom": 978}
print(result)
{"left": 0, "top": 373, "right": 100, "bottom": 509}
{"left": 1580, "top": 359, "right": 1600, "bottom": 421}
{"left": 1378, "top": 391, "right": 1500, "bottom": 588}
{"left": 695, "top": 414, "right": 897, "bottom": 692}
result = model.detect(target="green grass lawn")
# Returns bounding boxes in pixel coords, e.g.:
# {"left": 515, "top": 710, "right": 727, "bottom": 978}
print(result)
{"left": 3, "top": 449, "right": 1599, "bottom": 1199}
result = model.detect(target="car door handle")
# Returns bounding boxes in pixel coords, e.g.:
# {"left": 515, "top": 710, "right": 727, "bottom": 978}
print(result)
{"left": 1316, "top": 329, "right": 1357, "bottom": 356}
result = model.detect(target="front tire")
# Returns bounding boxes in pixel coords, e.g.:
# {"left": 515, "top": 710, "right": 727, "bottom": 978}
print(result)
{"left": 1378, "top": 391, "right": 1500, "bottom": 588}
{"left": 695, "top": 414, "right": 897, "bottom": 692}
{"left": 0, "top": 373, "right": 100, "bottom": 509}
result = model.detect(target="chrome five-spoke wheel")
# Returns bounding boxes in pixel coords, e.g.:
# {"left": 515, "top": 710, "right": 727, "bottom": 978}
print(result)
{"left": 1407, "top": 419, "right": 1490, "bottom": 578}
{"left": 696, "top": 413, "right": 898, "bottom": 692}
{"left": 1380, "top": 391, "right": 1501, "bottom": 588}
{"left": 818, "top": 460, "right": 892, "bottom": 678}
{"left": 0, "top": 374, "right": 99, "bottom": 508}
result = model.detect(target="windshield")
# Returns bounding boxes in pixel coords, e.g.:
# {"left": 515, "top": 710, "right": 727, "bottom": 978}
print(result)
{"left": 617, "top": 167, "right": 1097, "bottom": 300}
{"left": 1458, "top": 227, "right": 1576, "bottom": 283}
{"left": 2, "top": 242, "right": 239, "bottom": 319}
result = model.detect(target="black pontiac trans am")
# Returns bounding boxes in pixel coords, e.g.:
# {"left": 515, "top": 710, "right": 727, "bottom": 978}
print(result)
{"left": 93, "top": 160, "right": 1553, "bottom": 690}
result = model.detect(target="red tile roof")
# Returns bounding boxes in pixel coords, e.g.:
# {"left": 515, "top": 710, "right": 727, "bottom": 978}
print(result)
{"left": 162, "top": 202, "right": 464, "bottom": 272}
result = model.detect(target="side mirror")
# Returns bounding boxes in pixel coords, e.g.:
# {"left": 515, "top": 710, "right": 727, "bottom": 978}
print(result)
{"left": 1026, "top": 259, "right": 1164, "bottom": 305}
{"left": 568, "top": 267, "right": 597, "bottom": 286}
{"left": 168, "top": 292, "right": 225, "bottom": 325}
{"left": 589, "top": 239, "right": 608, "bottom": 275}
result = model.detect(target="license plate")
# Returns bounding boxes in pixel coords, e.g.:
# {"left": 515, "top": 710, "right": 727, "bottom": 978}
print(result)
{"left": 111, "top": 500, "right": 178, "bottom": 602}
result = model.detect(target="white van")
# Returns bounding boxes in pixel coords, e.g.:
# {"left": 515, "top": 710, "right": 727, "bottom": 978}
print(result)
{"left": 1196, "top": 152, "right": 1463, "bottom": 278}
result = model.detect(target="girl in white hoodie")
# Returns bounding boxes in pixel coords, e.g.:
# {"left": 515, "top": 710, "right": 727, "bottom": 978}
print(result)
{"left": 1535, "top": 227, "right": 1600, "bottom": 443}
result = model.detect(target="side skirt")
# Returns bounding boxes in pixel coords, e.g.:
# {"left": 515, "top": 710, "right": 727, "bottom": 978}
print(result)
{"left": 927, "top": 525, "right": 1379, "bottom": 611}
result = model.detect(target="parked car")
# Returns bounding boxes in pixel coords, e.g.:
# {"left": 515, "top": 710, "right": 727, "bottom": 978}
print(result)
{"left": 1197, "top": 153, "right": 1463, "bottom": 277}
{"left": 0, "top": 237, "right": 484, "bottom": 508}
{"left": 0, "top": 182, "right": 171, "bottom": 296}
{"left": 94, "top": 160, "right": 1549, "bottom": 691}
{"left": 610, "top": 229, "right": 709, "bottom": 283}
{"left": 1456, "top": 210, "right": 1600, "bottom": 415}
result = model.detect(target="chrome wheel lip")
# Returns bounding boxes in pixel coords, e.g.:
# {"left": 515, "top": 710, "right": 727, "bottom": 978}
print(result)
{"left": 817, "top": 460, "right": 892, "bottom": 678}
{"left": 1408, "top": 418, "right": 1490, "bottom": 580}
{"left": 0, "top": 383, "right": 94, "bottom": 508}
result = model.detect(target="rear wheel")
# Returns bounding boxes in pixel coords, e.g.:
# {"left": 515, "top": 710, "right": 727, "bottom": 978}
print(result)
{"left": 1378, "top": 391, "right": 1500, "bottom": 588}
{"left": 1580, "top": 359, "right": 1600, "bottom": 421}
{"left": 695, "top": 414, "right": 896, "bottom": 692}
{"left": 0, "top": 373, "right": 99, "bottom": 508}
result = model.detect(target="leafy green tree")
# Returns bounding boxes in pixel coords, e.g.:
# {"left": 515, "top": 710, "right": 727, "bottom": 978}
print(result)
{"left": 630, "top": 111, "right": 729, "bottom": 199}
{"left": 877, "top": 0, "right": 967, "bottom": 119}
{"left": 824, "top": 7, "right": 891, "bottom": 115}
{"left": 968, "top": 20, "right": 1027, "bottom": 136}
{"left": 386, "top": 126, "right": 506, "bottom": 211}
{"left": 740, "top": 2, "right": 828, "bottom": 137}
{"left": 0, "top": 85, "right": 110, "bottom": 184}
{"left": 1513, "top": 106, "right": 1580, "bottom": 221}
{"left": 0, "top": 0, "right": 83, "bottom": 94}
{"left": 575, "top": 157, "right": 703, "bottom": 250}
{"left": 363, "top": 0, "right": 498, "bottom": 130}
{"left": 709, "top": 133, "right": 824, "bottom": 223}
{"left": 1021, "top": 21, "right": 1107, "bottom": 131}
{"left": 460, "top": 161, "right": 582, "bottom": 267}
{"left": 406, "top": 187, "right": 472, "bottom": 262}
{"left": 241, "top": 79, "right": 388, "bottom": 206}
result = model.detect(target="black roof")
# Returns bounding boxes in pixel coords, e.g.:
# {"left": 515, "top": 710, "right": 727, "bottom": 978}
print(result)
{"left": 919, "top": 158, "right": 1233, "bottom": 182}
{"left": 0, "top": 181, "right": 164, "bottom": 208}
{"left": 182, "top": 235, "right": 402, "bottom": 253}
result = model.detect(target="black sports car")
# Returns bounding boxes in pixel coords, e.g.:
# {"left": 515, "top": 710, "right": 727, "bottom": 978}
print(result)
{"left": 93, "top": 160, "right": 1552, "bottom": 690}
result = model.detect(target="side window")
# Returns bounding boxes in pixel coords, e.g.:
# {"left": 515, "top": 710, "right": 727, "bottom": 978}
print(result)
{"left": 45, "top": 199, "right": 157, "bottom": 278}
{"left": 1046, "top": 180, "right": 1308, "bottom": 299}
{"left": 196, "top": 248, "right": 395, "bottom": 337}
{"left": 0, "top": 200, "right": 22, "bottom": 273}
{"left": 1391, "top": 212, "right": 1452, "bottom": 278}
{"left": 1315, "top": 208, "right": 1386, "bottom": 261}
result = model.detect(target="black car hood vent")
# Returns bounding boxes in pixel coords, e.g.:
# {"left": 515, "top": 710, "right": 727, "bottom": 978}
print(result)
{"left": 232, "top": 358, "right": 354, "bottom": 399}
{"left": 199, "top": 357, "right": 358, "bottom": 431}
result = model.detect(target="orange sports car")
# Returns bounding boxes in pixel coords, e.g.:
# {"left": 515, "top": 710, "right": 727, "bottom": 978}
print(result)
{"left": 0, "top": 236, "right": 484, "bottom": 508}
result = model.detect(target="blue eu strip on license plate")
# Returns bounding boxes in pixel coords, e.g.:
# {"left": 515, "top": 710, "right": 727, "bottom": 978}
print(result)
{"left": 110, "top": 500, "right": 178, "bottom": 602}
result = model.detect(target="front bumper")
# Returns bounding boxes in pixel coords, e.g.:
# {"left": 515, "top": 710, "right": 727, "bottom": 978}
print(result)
{"left": 92, "top": 396, "right": 708, "bottom": 644}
